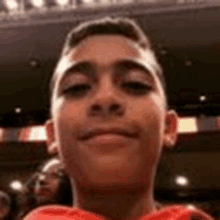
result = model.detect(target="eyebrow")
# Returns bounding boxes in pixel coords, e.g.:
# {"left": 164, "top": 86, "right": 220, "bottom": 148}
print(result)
{"left": 58, "top": 58, "right": 154, "bottom": 88}
{"left": 113, "top": 59, "right": 154, "bottom": 79}
{"left": 56, "top": 61, "right": 95, "bottom": 92}
{"left": 61, "top": 61, "right": 95, "bottom": 79}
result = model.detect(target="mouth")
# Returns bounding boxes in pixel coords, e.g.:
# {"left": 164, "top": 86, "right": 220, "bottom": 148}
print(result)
{"left": 36, "top": 188, "right": 51, "bottom": 196}
{"left": 79, "top": 127, "right": 139, "bottom": 141}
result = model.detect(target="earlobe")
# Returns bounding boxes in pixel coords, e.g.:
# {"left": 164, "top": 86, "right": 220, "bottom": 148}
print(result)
{"left": 164, "top": 136, "right": 176, "bottom": 148}
{"left": 45, "top": 119, "right": 59, "bottom": 155}
{"left": 164, "top": 110, "right": 178, "bottom": 149}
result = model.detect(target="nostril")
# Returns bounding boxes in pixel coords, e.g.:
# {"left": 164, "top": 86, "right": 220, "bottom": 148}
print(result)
{"left": 110, "top": 104, "right": 120, "bottom": 113}
{"left": 91, "top": 105, "right": 102, "bottom": 113}
{"left": 110, "top": 104, "right": 124, "bottom": 116}
{"left": 90, "top": 103, "right": 124, "bottom": 116}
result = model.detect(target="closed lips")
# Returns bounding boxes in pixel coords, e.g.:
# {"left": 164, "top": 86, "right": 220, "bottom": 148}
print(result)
{"left": 37, "top": 188, "right": 51, "bottom": 195}
{"left": 79, "top": 128, "right": 138, "bottom": 140}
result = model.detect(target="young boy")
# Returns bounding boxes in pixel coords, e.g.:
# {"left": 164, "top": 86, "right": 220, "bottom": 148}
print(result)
{"left": 24, "top": 17, "right": 213, "bottom": 220}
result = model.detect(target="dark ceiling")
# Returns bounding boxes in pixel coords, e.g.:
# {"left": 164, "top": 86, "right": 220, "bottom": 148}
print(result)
{"left": 0, "top": 2, "right": 219, "bottom": 126}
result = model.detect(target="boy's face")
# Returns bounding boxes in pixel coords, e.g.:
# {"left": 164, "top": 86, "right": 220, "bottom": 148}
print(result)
{"left": 46, "top": 35, "right": 177, "bottom": 188}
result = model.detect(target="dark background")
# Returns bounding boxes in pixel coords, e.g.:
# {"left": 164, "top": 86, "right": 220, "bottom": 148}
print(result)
{"left": 0, "top": 1, "right": 219, "bottom": 126}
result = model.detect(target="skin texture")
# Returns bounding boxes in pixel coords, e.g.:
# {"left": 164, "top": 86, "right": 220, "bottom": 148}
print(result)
{"left": 46, "top": 35, "right": 178, "bottom": 220}
{"left": 34, "top": 159, "right": 61, "bottom": 205}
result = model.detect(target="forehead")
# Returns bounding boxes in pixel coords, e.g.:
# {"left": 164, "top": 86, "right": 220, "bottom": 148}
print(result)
{"left": 55, "top": 35, "right": 158, "bottom": 77}
{"left": 70, "top": 35, "right": 140, "bottom": 62}
{"left": 42, "top": 160, "right": 60, "bottom": 173}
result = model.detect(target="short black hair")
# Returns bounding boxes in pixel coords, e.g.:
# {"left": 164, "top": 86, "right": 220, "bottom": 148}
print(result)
{"left": 50, "top": 17, "right": 166, "bottom": 102}
{"left": 62, "top": 16, "right": 152, "bottom": 55}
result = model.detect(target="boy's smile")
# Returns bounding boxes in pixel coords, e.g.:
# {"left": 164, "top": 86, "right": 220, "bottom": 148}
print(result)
{"left": 77, "top": 125, "right": 139, "bottom": 153}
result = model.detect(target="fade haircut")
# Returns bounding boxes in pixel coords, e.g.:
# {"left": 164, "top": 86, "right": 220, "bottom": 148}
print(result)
{"left": 50, "top": 17, "right": 166, "bottom": 103}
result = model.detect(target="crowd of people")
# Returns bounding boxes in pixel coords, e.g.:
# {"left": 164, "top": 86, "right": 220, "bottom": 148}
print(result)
{"left": 0, "top": 158, "right": 73, "bottom": 220}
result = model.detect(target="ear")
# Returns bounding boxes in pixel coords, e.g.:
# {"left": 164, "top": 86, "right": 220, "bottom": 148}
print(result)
{"left": 45, "top": 119, "right": 59, "bottom": 156}
{"left": 163, "top": 110, "right": 178, "bottom": 149}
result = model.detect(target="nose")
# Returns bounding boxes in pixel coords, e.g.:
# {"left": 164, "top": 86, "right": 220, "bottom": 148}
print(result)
{"left": 90, "top": 103, "right": 123, "bottom": 117}
{"left": 89, "top": 77, "right": 124, "bottom": 117}
{"left": 37, "top": 174, "right": 47, "bottom": 185}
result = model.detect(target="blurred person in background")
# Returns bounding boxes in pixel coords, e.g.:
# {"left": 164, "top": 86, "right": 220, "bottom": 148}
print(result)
{"left": 18, "top": 158, "right": 72, "bottom": 219}
{"left": 34, "top": 158, "right": 72, "bottom": 206}
{"left": 0, "top": 188, "right": 18, "bottom": 220}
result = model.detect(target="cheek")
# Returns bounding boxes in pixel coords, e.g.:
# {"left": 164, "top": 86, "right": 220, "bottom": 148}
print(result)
{"left": 128, "top": 95, "right": 165, "bottom": 129}
{"left": 54, "top": 100, "right": 86, "bottom": 142}
{"left": 54, "top": 180, "right": 61, "bottom": 191}
{"left": 54, "top": 98, "right": 86, "bottom": 123}
{"left": 128, "top": 96, "right": 166, "bottom": 161}
{"left": 53, "top": 100, "right": 87, "bottom": 174}
{"left": 48, "top": 179, "right": 60, "bottom": 196}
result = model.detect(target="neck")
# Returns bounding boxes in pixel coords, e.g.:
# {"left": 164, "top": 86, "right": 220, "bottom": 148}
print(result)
{"left": 74, "top": 183, "right": 156, "bottom": 220}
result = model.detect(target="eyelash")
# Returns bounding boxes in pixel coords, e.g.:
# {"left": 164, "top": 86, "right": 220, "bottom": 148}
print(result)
{"left": 62, "top": 81, "right": 151, "bottom": 97}
{"left": 63, "top": 84, "right": 91, "bottom": 97}
{"left": 121, "top": 81, "right": 152, "bottom": 95}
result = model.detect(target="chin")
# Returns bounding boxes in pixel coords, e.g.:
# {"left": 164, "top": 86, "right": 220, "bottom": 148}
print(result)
{"left": 37, "top": 198, "right": 52, "bottom": 205}
{"left": 79, "top": 177, "right": 147, "bottom": 193}
{"left": 81, "top": 167, "right": 146, "bottom": 189}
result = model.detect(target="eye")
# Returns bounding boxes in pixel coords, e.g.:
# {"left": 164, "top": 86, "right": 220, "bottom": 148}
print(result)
{"left": 121, "top": 81, "right": 152, "bottom": 95}
{"left": 49, "top": 173, "right": 60, "bottom": 179}
{"left": 62, "top": 84, "right": 91, "bottom": 97}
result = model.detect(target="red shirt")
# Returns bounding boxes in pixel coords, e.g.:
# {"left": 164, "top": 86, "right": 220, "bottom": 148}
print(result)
{"left": 23, "top": 205, "right": 213, "bottom": 220}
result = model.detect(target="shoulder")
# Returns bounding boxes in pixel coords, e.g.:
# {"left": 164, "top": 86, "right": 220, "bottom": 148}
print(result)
{"left": 168, "top": 206, "right": 213, "bottom": 220}
{"left": 22, "top": 205, "right": 73, "bottom": 220}
{"left": 22, "top": 205, "right": 105, "bottom": 220}
{"left": 141, "top": 206, "right": 214, "bottom": 220}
